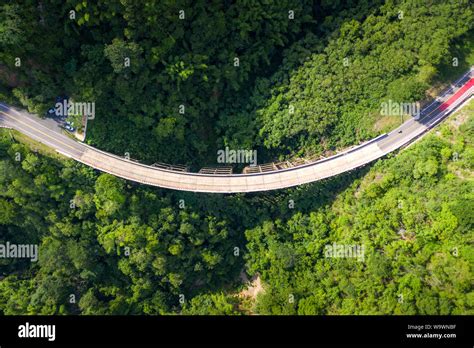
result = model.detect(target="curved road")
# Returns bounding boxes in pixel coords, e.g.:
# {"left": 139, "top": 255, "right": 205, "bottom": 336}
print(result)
{"left": 1, "top": 68, "right": 473, "bottom": 193}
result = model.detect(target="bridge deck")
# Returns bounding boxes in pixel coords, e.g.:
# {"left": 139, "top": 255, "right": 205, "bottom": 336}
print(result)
{"left": 0, "top": 69, "right": 472, "bottom": 193}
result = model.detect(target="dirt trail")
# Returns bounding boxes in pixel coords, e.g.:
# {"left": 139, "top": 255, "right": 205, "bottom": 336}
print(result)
{"left": 238, "top": 271, "right": 264, "bottom": 301}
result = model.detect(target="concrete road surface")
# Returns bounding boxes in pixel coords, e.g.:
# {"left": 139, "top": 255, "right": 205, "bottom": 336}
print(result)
{"left": 0, "top": 68, "right": 473, "bottom": 193}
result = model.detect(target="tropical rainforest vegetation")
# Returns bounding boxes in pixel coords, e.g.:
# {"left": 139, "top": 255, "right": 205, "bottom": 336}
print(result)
{"left": 0, "top": 0, "right": 473, "bottom": 315}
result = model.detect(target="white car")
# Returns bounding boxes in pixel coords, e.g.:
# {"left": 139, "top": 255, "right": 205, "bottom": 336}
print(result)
{"left": 65, "top": 124, "right": 75, "bottom": 132}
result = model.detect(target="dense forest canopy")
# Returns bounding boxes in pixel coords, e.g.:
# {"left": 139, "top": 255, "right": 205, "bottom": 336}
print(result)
{"left": 1, "top": 101, "right": 472, "bottom": 315}
{"left": 0, "top": 0, "right": 473, "bottom": 315}
{"left": 1, "top": 0, "right": 472, "bottom": 165}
